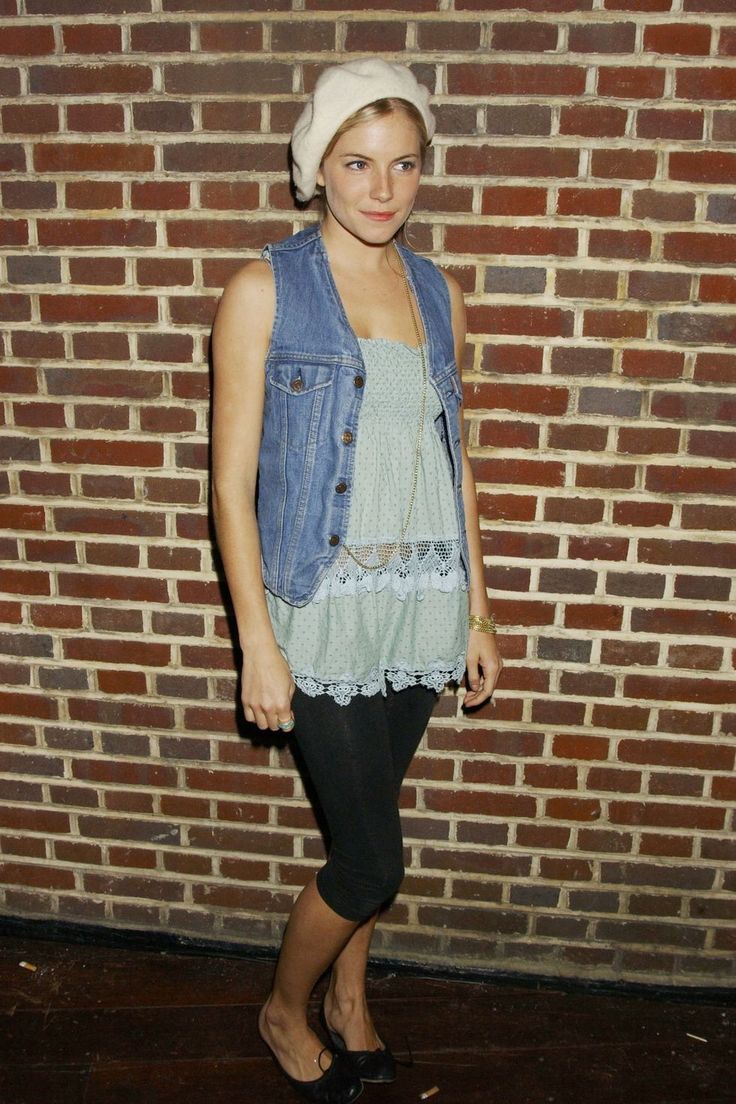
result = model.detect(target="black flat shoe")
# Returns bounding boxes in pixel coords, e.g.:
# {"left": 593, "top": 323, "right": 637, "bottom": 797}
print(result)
{"left": 319, "top": 997, "right": 402, "bottom": 1084}
{"left": 262, "top": 1036, "right": 364, "bottom": 1103}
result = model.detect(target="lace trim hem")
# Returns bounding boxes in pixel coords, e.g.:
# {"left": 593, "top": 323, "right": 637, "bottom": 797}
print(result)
{"left": 292, "top": 653, "right": 467, "bottom": 707}
{"left": 313, "top": 538, "right": 468, "bottom": 604}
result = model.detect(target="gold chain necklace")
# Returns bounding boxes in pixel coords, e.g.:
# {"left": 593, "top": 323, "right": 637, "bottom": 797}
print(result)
{"left": 342, "top": 240, "right": 428, "bottom": 573}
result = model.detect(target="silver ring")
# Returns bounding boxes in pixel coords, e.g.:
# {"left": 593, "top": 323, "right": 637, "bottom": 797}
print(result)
{"left": 277, "top": 717, "right": 295, "bottom": 731}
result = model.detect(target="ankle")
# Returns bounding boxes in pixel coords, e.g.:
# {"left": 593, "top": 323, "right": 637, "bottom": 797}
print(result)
{"left": 325, "top": 984, "right": 367, "bottom": 1013}
{"left": 262, "top": 992, "right": 308, "bottom": 1032}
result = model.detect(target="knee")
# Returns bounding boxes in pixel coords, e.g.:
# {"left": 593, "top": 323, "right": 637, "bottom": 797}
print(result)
{"left": 362, "top": 853, "right": 405, "bottom": 911}
{"left": 318, "top": 850, "right": 405, "bottom": 922}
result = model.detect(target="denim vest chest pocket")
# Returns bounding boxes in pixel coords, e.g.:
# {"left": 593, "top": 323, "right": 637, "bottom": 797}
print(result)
{"left": 266, "top": 358, "right": 339, "bottom": 455}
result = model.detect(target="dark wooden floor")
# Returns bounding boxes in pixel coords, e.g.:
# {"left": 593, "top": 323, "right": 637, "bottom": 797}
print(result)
{"left": 0, "top": 931, "right": 734, "bottom": 1104}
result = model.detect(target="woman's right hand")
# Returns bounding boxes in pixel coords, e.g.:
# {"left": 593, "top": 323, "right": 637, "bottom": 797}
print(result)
{"left": 241, "top": 642, "right": 296, "bottom": 732}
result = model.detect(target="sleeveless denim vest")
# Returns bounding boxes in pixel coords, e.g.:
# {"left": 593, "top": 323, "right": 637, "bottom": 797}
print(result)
{"left": 258, "top": 223, "right": 470, "bottom": 607}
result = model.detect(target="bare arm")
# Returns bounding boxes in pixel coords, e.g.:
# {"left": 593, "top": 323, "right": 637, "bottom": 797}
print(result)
{"left": 211, "top": 260, "right": 295, "bottom": 730}
{"left": 442, "top": 268, "right": 503, "bottom": 709}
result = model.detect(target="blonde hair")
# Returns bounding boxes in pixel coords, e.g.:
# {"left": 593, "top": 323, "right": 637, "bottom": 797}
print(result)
{"left": 322, "top": 97, "right": 429, "bottom": 163}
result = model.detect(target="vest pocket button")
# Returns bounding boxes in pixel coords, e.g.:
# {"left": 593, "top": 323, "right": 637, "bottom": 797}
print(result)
{"left": 328, "top": 534, "right": 340, "bottom": 546}
{"left": 290, "top": 377, "right": 303, "bottom": 391}
{"left": 335, "top": 481, "right": 347, "bottom": 494}
{"left": 341, "top": 431, "right": 353, "bottom": 444}
{"left": 353, "top": 375, "right": 364, "bottom": 388}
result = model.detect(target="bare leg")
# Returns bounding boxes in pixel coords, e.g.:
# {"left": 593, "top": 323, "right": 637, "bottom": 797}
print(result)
{"left": 258, "top": 875, "right": 360, "bottom": 1082}
{"left": 323, "top": 909, "right": 384, "bottom": 1051}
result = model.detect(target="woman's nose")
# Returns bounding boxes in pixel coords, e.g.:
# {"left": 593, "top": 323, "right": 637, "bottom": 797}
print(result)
{"left": 369, "top": 170, "right": 392, "bottom": 201}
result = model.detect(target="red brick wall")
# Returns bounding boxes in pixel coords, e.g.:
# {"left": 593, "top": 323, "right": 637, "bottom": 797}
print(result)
{"left": 1, "top": 1, "right": 735, "bottom": 986}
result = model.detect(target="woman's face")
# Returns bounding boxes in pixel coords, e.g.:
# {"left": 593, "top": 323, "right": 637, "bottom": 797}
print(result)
{"left": 316, "top": 109, "right": 423, "bottom": 246}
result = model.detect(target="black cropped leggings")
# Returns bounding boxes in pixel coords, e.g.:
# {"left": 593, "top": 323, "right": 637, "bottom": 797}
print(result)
{"left": 290, "top": 682, "right": 440, "bottom": 923}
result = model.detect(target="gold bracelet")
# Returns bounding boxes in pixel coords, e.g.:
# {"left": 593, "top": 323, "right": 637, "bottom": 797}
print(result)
{"left": 469, "top": 613, "right": 497, "bottom": 635}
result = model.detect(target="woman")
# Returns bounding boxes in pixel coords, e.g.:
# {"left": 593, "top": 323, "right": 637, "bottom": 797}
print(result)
{"left": 212, "top": 58, "right": 502, "bottom": 1104}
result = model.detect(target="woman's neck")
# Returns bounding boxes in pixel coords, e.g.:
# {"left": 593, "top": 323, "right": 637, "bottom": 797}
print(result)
{"left": 318, "top": 215, "right": 399, "bottom": 277}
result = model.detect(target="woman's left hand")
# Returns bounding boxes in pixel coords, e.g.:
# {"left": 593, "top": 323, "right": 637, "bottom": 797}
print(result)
{"left": 463, "top": 629, "right": 503, "bottom": 710}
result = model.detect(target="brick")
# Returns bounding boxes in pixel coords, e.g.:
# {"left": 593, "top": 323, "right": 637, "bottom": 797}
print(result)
{"left": 66, "top": 103, "right": 125, "bottom": 133}
{"left": 468, "top": 304, "right": 574, "bottom": 337}
{"left": 644, "top": 23, "right": 712, "bottom": 56}
{"left": 556, "top": 269, "right": 618, "bottom": 300}
{"left": 130, "top": 21, "right": 191, "bottom": 52}
{"left": 483, "top": 186, "right": 547, "bottom": 216}
{"left": 625, "top": 674, "right": 735, "bottom": 707}
{"left": 639, "top": 538, "right": 736, "bottom": 569}
{"left": 30, "top": 64, "right": 152, "bottom": 95}
{"left": 418, "top": 21, "right": 481, "bottom": 51}
{"left": 619, "top": 737, "right": 733, "bottom": 771}
{"left": 492, "top": 21, "right": 558, "bottom": 52}
{"left": 447, "top": 146, "right": 579, "bottom": 182}
{"left": 549, "top": 346, "right": 613, "bottom": 377}
{"left": 2, "top": 103, "right": 59, "bottom": 134}
{"left": 598, "top": 66, "right": 666, "bottom": 100}
{"left": 646, "top": 465, "right": 734, "bottom": 497}
{"left": 569, "top": 21, "right": 636, "bottom": 52}
{"left": 38, "top": 217, "right": 154, "bottom": 248}
{"left": 594, "top": 151, "right": 660, "bottom": 186}
{"left": 63, "top": 23, "right": 122, "bottom": 53}
{"left": 670, "top": 151, "right": 736, "bottom": 185}
{"left": 631, "top": 189, "right": 696, "bottom": 223}
{"left": 637, "top": 109, "right": 704, "bottom": 140}
{"left": 699, "top": 275, "right": 736, "bottom": 304}
{"left": 606, "top": 571, "right": 665, "bottom": 599}
{"left": 3, "top": 180, "right": 56, "bottom": 209}
{"left": 164, "top": 61, "right": 292, "bottom": 96}
{"left": 52, "top": 434, "right": 157, "bottom": 471}
{"left": 544, "top": 498, "right": 605, "bottom": 524}
{"left": 611, "top": 799, "right": 725, "bottom": 831}
{"left": 344, "top": 21, "right": 406, "bottom": 51}
{"left": 199, "top": 21, "right": 262, "bottom": 52}
{"left": 558, "top": 186, "right": 621, "bottom": 216}
{"left": 447, "top": 63, "right": 586, "bottom": 98}
{"left": 0, "top": 24, "right": 55, "bottom": 55}
{"left": 588, "top": 767, "right": 642, "bottom": 793}
{"left": 58, "top": 572, "right": 168, "bottom": 605}
{"left": 547, "top": 423, "right": 608, "bottom": 451}
{"left": 560, "top": 104, "right": 628, "bottom": 137}
{"left": 649, "top": 772, "right": 704, "bottom": 798}
{"left": 676, "top": 66, "right": 736, "bottom": 101}
{"left": 583, "top": 309, "right": 647, "bottom": 339}
{"left": 617, "top": 427, "right": 680, "bottom": 455}
{"left": 567, "top": 604, "right": 625, "bottom": 632}
{"left": 576, "top": 463, "right": 637, "bottom": 489}
{"left": 627, "top": 270, "right": 691, "bottom": 302}
{"left": 481, "top": 343, "right": 545, "bottom": 374}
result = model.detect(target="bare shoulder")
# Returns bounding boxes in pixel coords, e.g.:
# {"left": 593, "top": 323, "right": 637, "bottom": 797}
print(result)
{"left": 213, "top": 258, "right": 275, "bottom": 352}
{"left": 438, "top": 266, "right": 465, "bottom": 302}
{"left": 437, "top": 266, "right": 467, "bottom": 353}
{"left": 218, "top": 258, "right": 274, "bottom": 314}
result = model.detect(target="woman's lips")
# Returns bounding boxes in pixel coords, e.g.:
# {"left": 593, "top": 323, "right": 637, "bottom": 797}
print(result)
{"left": 361, "top": 211, "right": 397, "bottom": 221}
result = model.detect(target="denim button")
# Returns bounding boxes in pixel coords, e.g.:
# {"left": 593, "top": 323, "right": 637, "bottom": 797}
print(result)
{"left": 341, "top": 431, "right": 353, "bottom": 444}
{"left": 353, "top": 375, "right": 364, "bottom": 388}
{"left": 328, "top": 534, "right": 340, "bottom": 546}
{"left": 290, "top": 377, "right": 303, "bottom": 392}
{"left": 335, "top": 481, "right": 347, "bottom": 494}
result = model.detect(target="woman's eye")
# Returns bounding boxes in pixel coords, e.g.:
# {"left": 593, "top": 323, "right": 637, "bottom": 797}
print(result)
{"left": 346, "top": 160, "right": 367, "bottom": 170}
{"left": 396, "top": 160, "right": 417, "bottom": 172}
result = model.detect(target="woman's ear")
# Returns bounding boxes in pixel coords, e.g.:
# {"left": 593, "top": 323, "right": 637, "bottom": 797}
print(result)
{"left": 316, "top": 166, "right": 325, "bottom": 189}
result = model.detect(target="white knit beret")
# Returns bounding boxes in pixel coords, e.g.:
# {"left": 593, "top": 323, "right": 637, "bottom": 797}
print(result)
{"left": 290, "top": 58, "right": 435, "bottom": 203}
